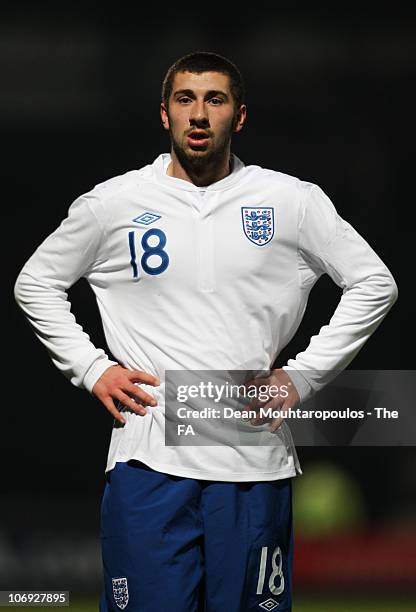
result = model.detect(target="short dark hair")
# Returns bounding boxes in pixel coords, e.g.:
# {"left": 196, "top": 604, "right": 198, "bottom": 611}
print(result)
{"left": 161, "top": 51, "right": 245, "bottom": 110}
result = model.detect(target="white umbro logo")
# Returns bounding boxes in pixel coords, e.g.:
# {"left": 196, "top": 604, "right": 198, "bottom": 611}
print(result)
{"left": 259, "top": 598, "right": 279, "bottom": 610}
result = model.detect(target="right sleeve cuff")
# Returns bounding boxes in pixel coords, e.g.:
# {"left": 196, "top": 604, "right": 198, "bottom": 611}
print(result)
{"left": 282, "top": 366, "right": 313, "bottom": 403}
{"left": 82, "top": 357, "right": 119, "bottom": 394}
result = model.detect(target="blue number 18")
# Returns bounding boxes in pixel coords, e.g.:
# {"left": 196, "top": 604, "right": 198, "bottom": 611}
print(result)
{"left": 128, "top": 228, "right": 169, "bottom": 278}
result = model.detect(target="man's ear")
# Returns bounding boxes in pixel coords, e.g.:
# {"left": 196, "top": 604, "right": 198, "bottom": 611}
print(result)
{"left": 233, "top": 104, "right": 247, "bottom": 133}
{"left": 160, "top": 103, "right": 170, "bottom": 131}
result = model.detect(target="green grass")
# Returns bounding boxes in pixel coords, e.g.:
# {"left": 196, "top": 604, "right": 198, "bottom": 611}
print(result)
{"left": 3, "top": 597, "right": 416, "bottom": 611}
{"left": 293, "top": 599, "right": 416, "bottom": 611}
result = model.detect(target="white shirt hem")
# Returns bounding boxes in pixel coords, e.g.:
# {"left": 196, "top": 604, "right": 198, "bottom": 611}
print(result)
{"left": 105, "top": 450, "right": 300, "bottom": 482}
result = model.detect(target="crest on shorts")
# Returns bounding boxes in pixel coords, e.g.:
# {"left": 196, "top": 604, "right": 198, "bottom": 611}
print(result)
{"left": 112, "top": 577, "right": 129, "bottom": 610}
{"left": 242, "top": 207, "right": 274, "bottom": 246}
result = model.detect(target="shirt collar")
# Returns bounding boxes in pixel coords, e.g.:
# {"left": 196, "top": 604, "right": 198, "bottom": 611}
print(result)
{"left": 153, "top": 152, "right": 245, "bottom": 191}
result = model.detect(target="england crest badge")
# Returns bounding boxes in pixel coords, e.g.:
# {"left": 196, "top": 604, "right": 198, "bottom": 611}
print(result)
{"left": 112, "top": 577, "right": 129, "bottom": 610}
{"left": 241, "top": 207, "right": 274, "bottom": 246}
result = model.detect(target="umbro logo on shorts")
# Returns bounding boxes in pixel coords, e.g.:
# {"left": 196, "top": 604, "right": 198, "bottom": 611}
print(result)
{"left": 259, "top": 597, "right": 279, "bottom": 610}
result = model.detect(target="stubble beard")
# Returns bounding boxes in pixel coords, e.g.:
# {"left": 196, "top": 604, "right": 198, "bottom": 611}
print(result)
{"left": 169, "top": 116, "right": 236, "bottom": 176}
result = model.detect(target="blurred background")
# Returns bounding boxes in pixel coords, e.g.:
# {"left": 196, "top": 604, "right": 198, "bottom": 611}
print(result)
{"left": 3, "top": 5, "right": 416, "bottom": 611}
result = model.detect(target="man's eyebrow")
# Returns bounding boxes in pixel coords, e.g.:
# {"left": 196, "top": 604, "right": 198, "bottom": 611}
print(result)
{"left": 173, "top": 89, "right": 230, "bottom": 100}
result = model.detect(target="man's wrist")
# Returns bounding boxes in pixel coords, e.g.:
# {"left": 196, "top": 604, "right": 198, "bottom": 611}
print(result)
{"left": 281, "top": 366, "right": 312, "bottom": 403}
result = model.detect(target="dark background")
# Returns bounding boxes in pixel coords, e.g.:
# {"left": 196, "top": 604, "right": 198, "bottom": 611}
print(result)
{"left": 3, "top": 6, "right": 415, "bottom": 600}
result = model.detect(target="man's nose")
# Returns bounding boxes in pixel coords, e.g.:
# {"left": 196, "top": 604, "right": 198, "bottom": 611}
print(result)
{"left": 189, "top": 100, "right": 209, "bottom": 126}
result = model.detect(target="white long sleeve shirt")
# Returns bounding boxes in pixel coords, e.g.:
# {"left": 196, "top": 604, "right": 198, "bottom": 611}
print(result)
{"left": 14, "top": 153, "right": 398, "bottom": 481}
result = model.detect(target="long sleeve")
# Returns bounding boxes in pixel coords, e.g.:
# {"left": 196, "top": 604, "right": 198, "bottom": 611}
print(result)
{"left": 283, "top": 184, "right": 398, "bottom": 401}
{"left": 14, "top": 193, "right": 118, "bottom": 392}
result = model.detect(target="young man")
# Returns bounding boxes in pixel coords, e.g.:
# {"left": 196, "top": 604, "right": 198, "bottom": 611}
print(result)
{"left": 14, "top": 52, "right": 397, "bottom": 611}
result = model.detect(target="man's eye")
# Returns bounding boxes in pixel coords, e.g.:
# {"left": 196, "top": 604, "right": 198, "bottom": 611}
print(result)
{"left": 210, "top": 98, "right": 223, "bottom": 105}
{"left": 178, "top": 97, "right": 191, "bottom": 104}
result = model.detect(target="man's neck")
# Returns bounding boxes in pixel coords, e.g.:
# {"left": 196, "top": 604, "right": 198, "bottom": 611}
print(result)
{"left": 166, "top": 151, "right": 232, "bottom": 187}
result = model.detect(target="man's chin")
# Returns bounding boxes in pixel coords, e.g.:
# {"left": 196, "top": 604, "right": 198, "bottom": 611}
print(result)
{"left": 183, "top": 147, "right": 212, "bottom": 166}
{"left": 172, "top": 139, "right": 223, "bottom": 171}
{"left": 187, "top": 143, "right": 210, "bottom": 155}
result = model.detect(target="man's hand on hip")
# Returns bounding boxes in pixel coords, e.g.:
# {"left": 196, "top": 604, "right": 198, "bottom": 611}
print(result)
{"left": 245, "top": 368, "right": 300, "bottom": 432}
{"left": 92, "top": 365, "right": 160, "bottom": 424}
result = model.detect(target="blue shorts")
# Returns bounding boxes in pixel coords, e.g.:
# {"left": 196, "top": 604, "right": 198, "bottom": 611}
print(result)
{"left": 99, "top": 460, "right": 293, "bottom": 612}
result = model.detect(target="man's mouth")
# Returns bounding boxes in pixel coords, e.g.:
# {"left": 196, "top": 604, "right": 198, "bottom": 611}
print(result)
{"left": 187, "top": 130, "right": 210, "bottom": 148}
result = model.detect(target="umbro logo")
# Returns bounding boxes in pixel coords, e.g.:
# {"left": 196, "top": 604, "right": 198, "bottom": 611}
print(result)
{"left": 259, "top": 598, "right": 279, "bottom": 610}
{"left": 133, "top": 212, "right": 161, "bottom": 225}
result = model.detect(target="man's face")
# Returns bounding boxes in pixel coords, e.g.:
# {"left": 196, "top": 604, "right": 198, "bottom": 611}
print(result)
{"left": 160, "top": 71, "right": 246, "bottom": 171}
